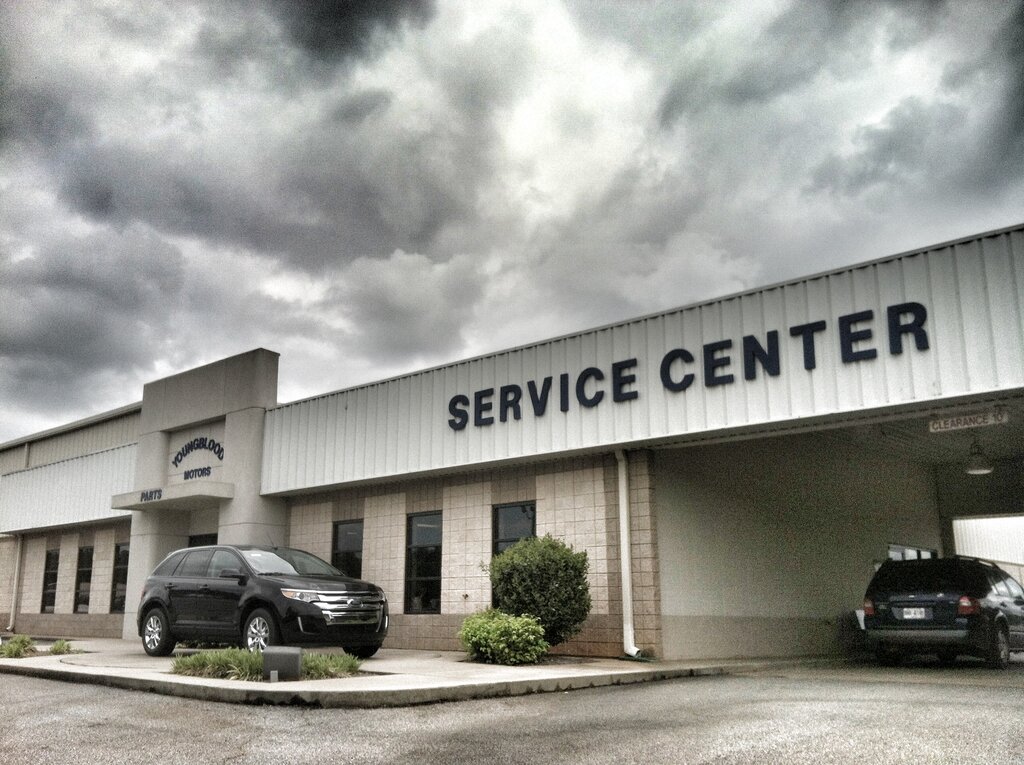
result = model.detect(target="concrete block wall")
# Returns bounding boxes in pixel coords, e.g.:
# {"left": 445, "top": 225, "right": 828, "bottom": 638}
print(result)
{"left": 5, "top": 522, "right": 130, "bottom": 638}
{"left": 654, "top": 432, "right": 943, "bottom": 661}
{"left": 286, "top": 452, "right": 640, "bottom": 657}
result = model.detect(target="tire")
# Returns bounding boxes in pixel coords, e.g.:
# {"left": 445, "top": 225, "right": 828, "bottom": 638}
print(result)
{"left": 344, "top": 644, "right": 381, "bottom": 659}
{"left": 987, "top": 625, "right": 1010, "bottom": 670}
{"left": 242, "top": 608, "right": 279, "bottom": 653}
{"left": 141, "top": 608, "right": 176, "bottom": 657}
{"left": 937, "top": 650, "right": 958, "bottom": 667}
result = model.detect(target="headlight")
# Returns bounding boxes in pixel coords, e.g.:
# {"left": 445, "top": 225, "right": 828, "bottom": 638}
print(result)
{"left": 377, "top": 588, "right": 387, "bottom": 603}
{"left": 281, "top": 589, "right": 320, "bottom": 603}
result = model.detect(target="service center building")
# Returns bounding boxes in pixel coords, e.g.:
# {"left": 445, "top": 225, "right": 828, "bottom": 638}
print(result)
{"left": 2, "top": 223, "right": 1022, "bottom": 659}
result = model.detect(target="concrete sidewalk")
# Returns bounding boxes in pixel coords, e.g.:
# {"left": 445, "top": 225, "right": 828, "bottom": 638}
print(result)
{"left": 0, "top": 638, "right": 758, "bottom": 708}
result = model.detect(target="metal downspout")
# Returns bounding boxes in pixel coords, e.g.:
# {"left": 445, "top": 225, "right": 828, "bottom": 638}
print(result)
{"left": 616, "top": 450, "right": 641, "bottom": 658}
{"left": 6, "top": 534, "right": 23, "bottom": 632}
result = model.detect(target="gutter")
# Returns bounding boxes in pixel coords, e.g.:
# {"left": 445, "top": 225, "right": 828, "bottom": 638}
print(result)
{"left": 615, "top": 450, "right": 641, "bottom": 658}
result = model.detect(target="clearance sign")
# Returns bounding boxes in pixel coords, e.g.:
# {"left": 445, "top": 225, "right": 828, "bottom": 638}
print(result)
{"left": 447, "top": 302, "right": 929, "bottom": 431}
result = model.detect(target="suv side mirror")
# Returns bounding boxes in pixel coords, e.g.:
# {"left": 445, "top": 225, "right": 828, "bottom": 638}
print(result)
{"left": 219, "top": 568, "right": 247, "bottom": 584}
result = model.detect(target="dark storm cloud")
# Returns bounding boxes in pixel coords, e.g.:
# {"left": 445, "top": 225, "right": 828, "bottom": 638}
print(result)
{"left": 808, "top": 98, "right": 965, "bottom": 197}
{"left": 329, "top": 252, "right": 486, "bottom": 363}
{"left": 0, "top": 229, "right": 184, "bottom": 367}
{"left": 0, "top": 228, "right": 186, "bottom": 422}
{"left": 657, "top": 0, "right": 950, "bottom": 126}
{"left": 2, "top": 0, "right": 1023, "bottom": 443}
{"left": 270, "top": 0, "right": 435, "bottom": 64}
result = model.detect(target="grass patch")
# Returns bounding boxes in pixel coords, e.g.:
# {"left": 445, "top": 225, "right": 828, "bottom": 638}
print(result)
{"left": 0, "top": 635, "right": 37, "bottom": 659}
{"left": 48, "top": 639, "right": 80, "bottom": 655}
{"left": 301, "top": 651, "right": 362, "bottom": 679}
{"left": 171, "top": 648, "right": 362, "bottom": 681}
{"left": 173, "top": 648, "right": 264, "bottom": 681}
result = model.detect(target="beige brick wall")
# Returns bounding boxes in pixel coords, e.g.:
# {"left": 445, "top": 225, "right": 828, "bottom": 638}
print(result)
{"left": 284, "top": 452, "right": 649, "bottom": 657}
{"left": 89, "top": 527, "right": 116, "bottom": 615}
{"left": 361, "top": 492, "right": 407, "bottom": 609}
{"left": 441, "top": 481, "right": 492, "bottom": 615}
{"left": 289, "top": 498, "right": 334, "bottom": 562}
{"left": 55, "top": 533, "right": 80, "bottom": 614}
{"left": 20, "top": 536, "right": 48, "bottom": 615}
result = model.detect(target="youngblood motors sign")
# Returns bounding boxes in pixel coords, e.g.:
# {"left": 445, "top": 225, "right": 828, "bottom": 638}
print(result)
{"left": 171, "top": 436, "right": 225, "bottom": 480}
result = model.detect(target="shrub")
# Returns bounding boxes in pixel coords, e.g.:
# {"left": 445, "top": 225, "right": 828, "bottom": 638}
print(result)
{"left": 49, "top": 639, "right": 76, "bottom": 655}
{"left": 171, "top": 648, "right": 362, "bottom": 681}
{"left": 490, "top": 535, "right": 591, "bottom": 646}
{"left": 0, "top": 634, "right": 37, "bottom": 659}
{"left": 459, "top": 609, "right": 549, "bottom": 665}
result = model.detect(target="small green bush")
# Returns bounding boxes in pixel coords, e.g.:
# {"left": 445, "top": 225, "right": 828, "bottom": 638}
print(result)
{"left": 171, "top": 648, "right": 362, "bottom": 681}
{"left": 459, "top": 609, "right": 549, "bottom": 665}
{"left": 490, "top": 535, "right": 592, "bottom": 646}
{"left": 49, "top": 639, "right": 76, "bottom": 655}
{"left": 0, "top": 635, "right": 37, "bottom": 659}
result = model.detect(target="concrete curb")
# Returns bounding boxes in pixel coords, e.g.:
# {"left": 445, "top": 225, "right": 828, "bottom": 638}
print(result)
{"left": 0, "top": 655, "right": 737, "bottom": 708}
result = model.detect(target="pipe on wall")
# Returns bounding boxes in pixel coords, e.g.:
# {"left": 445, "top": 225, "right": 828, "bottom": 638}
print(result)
{"left": 615, "top": 450, "right": 641, "bottom": 658}
{"left": 6, "top": 534, "right": 23, "bottom": 632}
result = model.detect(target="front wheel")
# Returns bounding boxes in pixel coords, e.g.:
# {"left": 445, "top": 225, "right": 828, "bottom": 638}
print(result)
{"left": 142, "top": 609, "right": 176, "bottom": 656}
{"left": 242, "top": 608, "right": 279, "bottom": 653}
{"left": 987, "top": 625, "right": 1010, "bottom": 670}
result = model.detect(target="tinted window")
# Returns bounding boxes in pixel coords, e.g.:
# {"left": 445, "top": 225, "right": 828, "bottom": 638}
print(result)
{"left": 869, "top": 560, "right": 989, "bottom": 593}
{"left": 406, "top": 512, "right": 442, "bottom": 614}
{"left": 209, "top": 550, "right": 242, "bottom": 577}
{"left": 177, "top": 550, "right": 214, "bottom": 578}
{"left": 241, "top": 548, "right": 340, "bottom": 576}
{"left": 153, "top": 551, "right": 186, "bottom": 577}
{"left": 493, "top": 503, "right": 536, "bottom": 555}
{"left": 991, "top": 574, "right": 1010, "bottom": 598}
{"left": 332, "top": 520, "right": 364, "bottom": 578}
{"left": 1005, "top": 575, "right": 1024, "bottom": 599}
{"left": 110, "top": 543, "right": 130, "bottom": 613}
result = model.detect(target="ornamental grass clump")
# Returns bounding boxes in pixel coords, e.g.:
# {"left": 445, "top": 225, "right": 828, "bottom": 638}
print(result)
{"left": 458, "top": 609, "right": 549, "bottom": 665}
{"left": 0, "top": 634, "right": 37, "bottom": 658}
{"left": 173, "top": 648, "right": 265, "bottom": 681}
{"left": 489, "top": 535, "right": 592, "bottom": 646}
{"left": 48, "top": 639, "right": 77, "bottom": 655}
{"left": 171, "top": 647, "right": 362, "bottom": 681}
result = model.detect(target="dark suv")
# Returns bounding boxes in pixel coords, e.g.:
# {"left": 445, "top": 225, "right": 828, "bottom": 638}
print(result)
{"left": 863, "top": 556, "right": 1024, "bottom": 668}
{"left": 137, "top": 545, "right": 388, "bottom": 658}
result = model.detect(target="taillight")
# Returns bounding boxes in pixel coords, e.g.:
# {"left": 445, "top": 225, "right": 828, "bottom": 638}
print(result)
{"left": 957, "top": 596, "right": 980, "bottom": 615}
{"left": 863, "top": 598, "right": 875, "bottom": 617}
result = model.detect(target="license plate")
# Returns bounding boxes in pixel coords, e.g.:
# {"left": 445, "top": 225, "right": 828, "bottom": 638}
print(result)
{"left": 902, "top": 607, "right": 927, "bottom": 619}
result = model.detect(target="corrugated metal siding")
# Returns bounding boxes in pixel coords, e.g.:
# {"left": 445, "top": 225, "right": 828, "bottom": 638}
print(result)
{"left": 0, "top": 444, "right": 136, "bottom": 533}
{"left": 263, "top": 226, "right": 1024, "bottom": 494}
{"left": 25, "top": 412, "right": 140, "bottom": 468}
{"left": 954, "top": 517, "right": 1024, "bottom": 566}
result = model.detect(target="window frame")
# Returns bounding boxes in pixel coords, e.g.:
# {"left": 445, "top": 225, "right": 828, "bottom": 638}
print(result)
{"left": 492, "top": 502, "right": 537, "bottom": 556}
{"left": 404, "top": 511, "right": 442, "bottom": 614}
{"left": 73, "top": 546, "right": 94, "bottom": 614}
{"left": 41, "top": 548, "right": 60, "bottom": 614}
{"left": 110, "top": 543, "right": 130, "bottom": 614}
{"left": 332, "top": 519, "right": 364, "bottom": 579}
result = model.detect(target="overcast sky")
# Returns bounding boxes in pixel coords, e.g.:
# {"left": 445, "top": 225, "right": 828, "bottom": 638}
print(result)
{"left": 1, "top": 0, "right": 1022, "bottom": 444}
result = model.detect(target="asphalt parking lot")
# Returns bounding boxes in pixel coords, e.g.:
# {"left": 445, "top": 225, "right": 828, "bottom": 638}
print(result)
{"left": 4, "top": 655, "right": 1024, "bottom": 764}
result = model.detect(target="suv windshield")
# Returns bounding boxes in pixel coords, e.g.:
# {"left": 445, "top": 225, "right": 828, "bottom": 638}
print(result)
{"left": 241, "top": 548, "right": 341, "bottom": 577}
{"left": 870, "top": 559, "right": 988, "bottom": 593}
